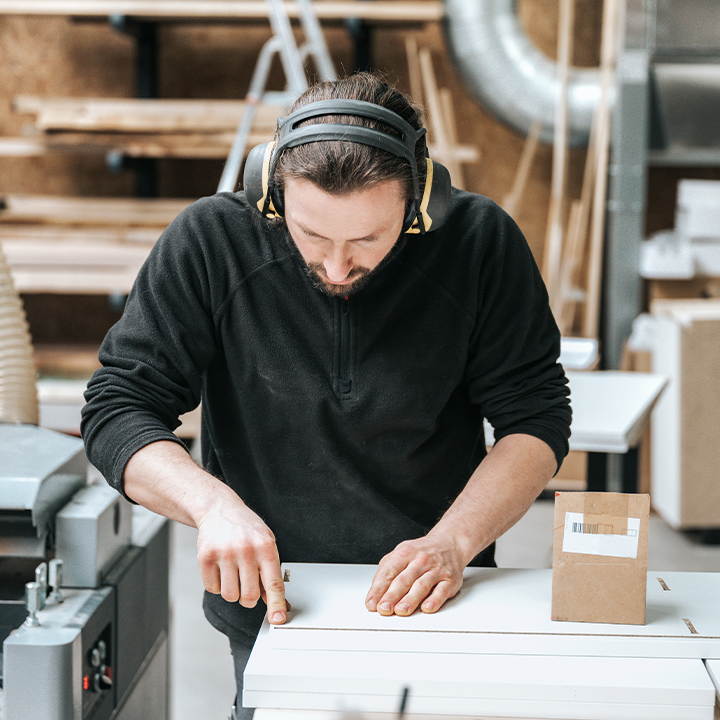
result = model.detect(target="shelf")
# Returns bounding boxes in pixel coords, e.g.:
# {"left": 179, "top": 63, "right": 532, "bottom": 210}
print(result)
{"left": 0, "top": 0, "right": 443, "bottom": 24}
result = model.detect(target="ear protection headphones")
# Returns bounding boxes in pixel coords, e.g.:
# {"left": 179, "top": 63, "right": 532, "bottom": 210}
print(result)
{"left": 243, "top": 99, "right": 452, "bottom": 234}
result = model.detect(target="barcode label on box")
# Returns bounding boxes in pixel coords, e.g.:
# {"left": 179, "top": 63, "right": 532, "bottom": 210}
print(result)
{"left": 562, "top": 512, "right": 640, "bottom": 558}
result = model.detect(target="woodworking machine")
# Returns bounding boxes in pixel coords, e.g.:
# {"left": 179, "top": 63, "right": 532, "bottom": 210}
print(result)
{"left": 0, "top": 424, "right": 170, "bottom": 720}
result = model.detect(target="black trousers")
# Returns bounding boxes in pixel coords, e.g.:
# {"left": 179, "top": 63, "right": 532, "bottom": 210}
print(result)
{"left": 230, "top": 635, "right": 257, "bottom": 720}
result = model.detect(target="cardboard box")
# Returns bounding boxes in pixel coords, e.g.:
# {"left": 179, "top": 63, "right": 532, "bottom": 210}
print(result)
{"left": 650, "top": 299, "right": 720, "bottom": 528}
{"left": 551, "top": 492, "right": 650, "bottom": 625}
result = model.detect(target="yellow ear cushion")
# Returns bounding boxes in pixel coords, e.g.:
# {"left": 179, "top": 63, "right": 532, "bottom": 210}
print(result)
{"left": 405, "top": 159, "right": 435, "bottom": 234}
{"left": 258, "top": 141, "right": 277, "bottom": 215}
{"left": 418, "top": 158, "right": 435, "bottom": 232}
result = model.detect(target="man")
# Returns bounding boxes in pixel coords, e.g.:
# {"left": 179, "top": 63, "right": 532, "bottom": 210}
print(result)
{"left": 81, "top": 73, "right": 571, "bottom": 716}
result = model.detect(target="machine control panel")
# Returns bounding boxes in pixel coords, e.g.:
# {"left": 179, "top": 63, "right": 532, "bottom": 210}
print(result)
{"left": 83, "top": 625, "right": 113, "bottom": 703}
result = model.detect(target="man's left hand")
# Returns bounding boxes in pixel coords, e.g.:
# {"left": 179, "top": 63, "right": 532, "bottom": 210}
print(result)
{"left": 364, "top": 534, "right": 467, "bottom": 616}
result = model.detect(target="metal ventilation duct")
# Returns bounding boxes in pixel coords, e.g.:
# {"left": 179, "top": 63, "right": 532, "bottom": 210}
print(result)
{"left": 443, "top": 0, "right": 602, "bottom": 145}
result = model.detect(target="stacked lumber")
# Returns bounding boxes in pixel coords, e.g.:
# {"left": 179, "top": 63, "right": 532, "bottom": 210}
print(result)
{"left": 0, "top": 195, "right": 191, "bottom": 294}
{"left": 9, "top": 97, "right": 285, "bottom": 160}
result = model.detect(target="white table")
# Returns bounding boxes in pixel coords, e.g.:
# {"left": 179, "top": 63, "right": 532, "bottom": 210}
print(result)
{"left": 564, "top": 371, "right": 666, "bottom": 454}
{"left": 483, "top": 370, "right": 667, "bottom": 492}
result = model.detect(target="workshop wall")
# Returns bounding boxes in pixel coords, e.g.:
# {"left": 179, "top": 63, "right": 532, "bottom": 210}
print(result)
{"left": 0, "top": 1, "right": 607, "bottom": 344}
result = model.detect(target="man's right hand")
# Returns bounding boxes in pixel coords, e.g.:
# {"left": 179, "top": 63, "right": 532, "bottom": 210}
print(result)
{"left": 123, "top": 440, "right": 287, "bottom": 625}
{"left": 196, "top": 503, "right": 288, "bottom": 624}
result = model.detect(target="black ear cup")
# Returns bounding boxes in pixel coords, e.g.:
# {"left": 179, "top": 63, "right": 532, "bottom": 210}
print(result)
{"left": 243, "top": 142, "right": 283, "bottom": 219}
{"left": 404, "top": 159, "right": 452, "bottom": 234}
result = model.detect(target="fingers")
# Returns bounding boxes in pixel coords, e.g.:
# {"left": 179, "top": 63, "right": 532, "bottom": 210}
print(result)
{"left": 196, "top": 512, "right": 287, "bottom": 624}
{"left": 365, "top": 543, "right": 464, "bottom": 617}
{"left": 258, "top": 560, "right": 288, "bottom": 625}
{"left": 372, "top": 567, "right": 456, "bottom": 616}
{"left": 365, "top": 554, "right": 408, "bottom": 613}
{"left": 199, "top": 560, "right": 222, "bottom": 596}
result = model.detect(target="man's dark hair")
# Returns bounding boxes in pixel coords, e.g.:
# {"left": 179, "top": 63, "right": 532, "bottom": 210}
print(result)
{"left": 273, "top": 73, "right": 427, "bottom": 204}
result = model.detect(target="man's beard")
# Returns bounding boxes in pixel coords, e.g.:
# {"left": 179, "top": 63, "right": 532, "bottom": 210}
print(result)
{"left": 305, "top": 263, "right": 373, "bottom": 297}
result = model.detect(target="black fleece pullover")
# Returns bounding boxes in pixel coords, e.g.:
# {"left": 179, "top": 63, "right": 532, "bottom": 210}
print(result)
{"left": 81, "top": 189, "right": 571, "bottom": 641}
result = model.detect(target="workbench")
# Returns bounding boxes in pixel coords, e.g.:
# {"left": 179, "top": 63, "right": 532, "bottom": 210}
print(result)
{"left": 245, "top": 563, "right": 720, "bottom": 720}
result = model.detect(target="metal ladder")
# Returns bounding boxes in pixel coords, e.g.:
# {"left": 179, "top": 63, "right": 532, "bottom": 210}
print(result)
{"left": 217, "top": 0, "right": 337, "bottom": 193}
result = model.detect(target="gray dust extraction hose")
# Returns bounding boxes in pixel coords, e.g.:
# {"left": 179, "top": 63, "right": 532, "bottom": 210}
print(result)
{"left": 443, "top": 0, "right": 602, "bottom": 145}
{"left": 0, "top": 242, "right": 39, "bottom": 425}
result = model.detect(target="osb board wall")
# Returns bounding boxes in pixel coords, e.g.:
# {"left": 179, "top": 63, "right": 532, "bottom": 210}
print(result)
{"left": 0, "top": 1, "right": 605, "bottom": 342}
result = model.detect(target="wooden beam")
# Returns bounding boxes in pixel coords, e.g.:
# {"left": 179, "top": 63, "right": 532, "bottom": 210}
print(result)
{"left": 418, "top": 48, "right": 464, "bottom": 189}
{"left": 13, "top": 97, "right": 283, "bottom": 133}
{"left": 554, "top": 96, "right": 600, "bottom": 335}
{"left": 0, "top": 137, "right": 46, "bottom": 157}
{"left": 0, "top": 195, "right": 191, "bottom": 226}
{"left": 33, "top": 344, "right": 102, "bottom": 376}
{"left": 43, "top": 131, "right": 271, "bottom": 159}
{"left": 405, "top": 35, "right": 424, "bottom": 108}
{"left": 0, "top": 224, "right": 161, "bottom": 244}
{"left": 503, "top": 121, "right": 541, "bottom": 219}
{"left": 0, "top": 1, "right": 444, "bottom": 23}
{"left": 542, "top": 0, "right": 574, "bottom": 306}
{"left": 3, "top": 242, "right": 152, "bottom": 267}
{"left": 582, "top": 0, "right": 620, "bottom": 340}
{"left": 9, "top": 269, "right": 141, "bottom": 294}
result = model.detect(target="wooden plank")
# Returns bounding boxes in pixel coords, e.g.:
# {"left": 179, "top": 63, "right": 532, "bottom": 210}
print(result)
{"left": 503, "top": 121, "right": 541, "bottom": 218}
{"left": 0, "top": 224, "right": 160, "bottom": 244}
{"left": 427, "top": 143, "right": 478, "bottom": 164}
{"left": 554, "top": 93, "right": 600, "bottom": 334}
{"left": 38, "top": 130, "right": 271, "bottom": 159}
{"left": 439, "top": 86, "right": 470, "bottom": 189}
{"left": 9, "top": 269, "right": 141, "bottom": 294}
{"left": 0, "top": 195, "right": 191, "bottom": 226}
{"left": 0, "top": 1, "right": 444, "bottom": 23}
{"left": 582, "top": 0, "right": 620, "bottom": 339}
{"left": 404, "top": 35, "right": 423, "bottom": 107}
{"left": 13, "top": 97, "right": 283, "bottom": 133}
{"left": 555, "top": 199, "right": 585, "bottom": 335}
{"left": 0, "top": 137, "right": 46, "bottom": 157}
{"left": 542, "top": 0, "right": 574, "bottom": 306}
{"left": 418, "top": 48, "right": 463, "bottom": 188}
{"left": 33, "top": 344, "right": 101, "bottom": 376}
{"left": 2, "top": 241, "right": 153, "bottom": 266}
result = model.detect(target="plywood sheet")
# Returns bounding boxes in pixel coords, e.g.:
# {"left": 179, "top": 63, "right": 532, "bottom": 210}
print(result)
{"left": 266, "top": 565, "right": 720, "bottom": 659}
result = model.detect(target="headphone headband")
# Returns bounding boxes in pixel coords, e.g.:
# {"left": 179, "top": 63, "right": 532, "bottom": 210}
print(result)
{"left": 269, "top": 99, "right": 427, "bottom": 213}
{"left": 276, "top": 99, "right": 426, "bottom": 149}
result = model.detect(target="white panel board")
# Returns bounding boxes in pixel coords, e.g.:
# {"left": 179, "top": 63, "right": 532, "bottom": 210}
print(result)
{"left": 254, "top": 710, "right": 716, "bottom": 720}
{"left": 707, "top": 659, "right": 720, "bottom": 697}
{"left": 268, "top": 565, "right": 720, "bottom": 659}
{"left": 245, "top": 630, "right": 715, "bottom": 718}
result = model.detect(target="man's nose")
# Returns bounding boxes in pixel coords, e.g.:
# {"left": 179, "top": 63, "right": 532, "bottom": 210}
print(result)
{"left": 323, "top": 245, "right": 353, "bottom": 282}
